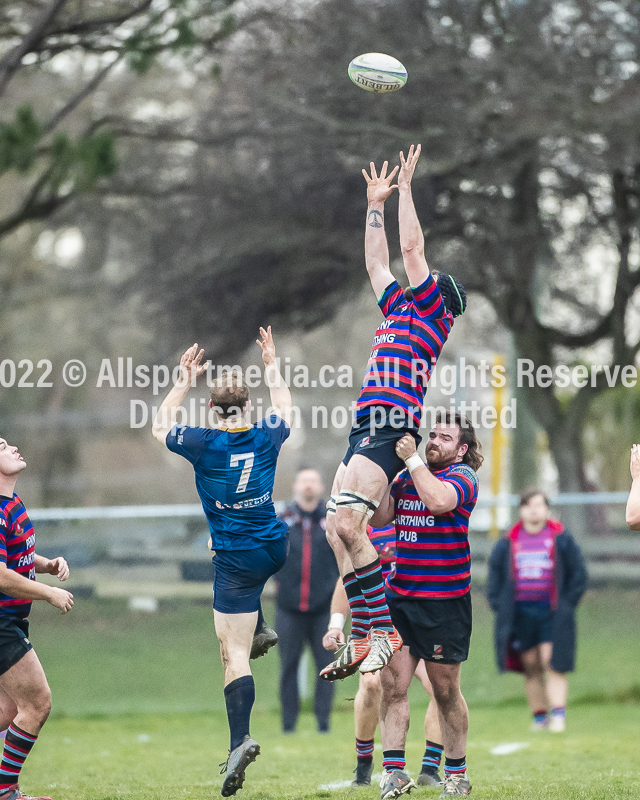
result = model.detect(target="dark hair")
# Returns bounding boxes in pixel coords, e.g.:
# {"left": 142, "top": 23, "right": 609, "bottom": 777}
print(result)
{"left": 209, "top": 370, "right": 250, "bottom": 419}
{"left": 434, "top": 411, "right": 484, "bottom": 471}
{"left": 519, "top": 488, "right": 549, "bottom": 508}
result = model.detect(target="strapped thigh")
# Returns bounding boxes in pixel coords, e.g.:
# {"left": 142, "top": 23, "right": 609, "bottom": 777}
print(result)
{"left": 336, "top": 490, "right": 379, "bottom": 519}
{"left": 326, "top": 496, "right": 337, "bottom": 516}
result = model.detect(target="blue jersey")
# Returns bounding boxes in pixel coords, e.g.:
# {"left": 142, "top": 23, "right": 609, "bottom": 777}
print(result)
{"left": 166, "top": 415, "right": 290, "bottom": 551}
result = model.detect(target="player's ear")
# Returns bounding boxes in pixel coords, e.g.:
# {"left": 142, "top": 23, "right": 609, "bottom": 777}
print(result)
{"left": 209, "top": 399, "right": 213, "bottom": 408}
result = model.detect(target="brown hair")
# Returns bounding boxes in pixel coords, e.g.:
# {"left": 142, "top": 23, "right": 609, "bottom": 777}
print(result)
{"left": 435, "top": 411, "right": 484, "bottom": 471}
{"left": 519, "top": 488, "right": 549, "bottom": 507}
{"left": 209, "top": 370, "right": 250, "bottom": 419}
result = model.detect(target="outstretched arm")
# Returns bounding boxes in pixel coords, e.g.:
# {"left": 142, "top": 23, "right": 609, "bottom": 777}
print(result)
{"left": 397, "top": 144, "right": 431, "bottom": 288}
{"left": 152, "top": 344, "right": 208, "bottom": 445}
{"left": 626, "top": 444, "right": 640, "bottom": 530}
{"left": 362, "top": 160, "right": 399, "bottom": 299}
{"left": 257, "top": 326, "right": 293, "bottom": 422}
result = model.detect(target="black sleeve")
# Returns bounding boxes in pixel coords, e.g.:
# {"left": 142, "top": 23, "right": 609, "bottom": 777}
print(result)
{"left": 486, "top": 538, "right": 507, "bottom": 612}
{"left": 560, "top": 532, "right": 588, "bottom": 607}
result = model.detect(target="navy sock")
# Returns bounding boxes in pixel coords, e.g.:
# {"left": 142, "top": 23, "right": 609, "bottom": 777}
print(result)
{"left": 224, "top": 675, "right": 255, "bottom": 751}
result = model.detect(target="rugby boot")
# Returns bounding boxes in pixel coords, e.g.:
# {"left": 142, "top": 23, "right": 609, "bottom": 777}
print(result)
{"left": 359, "top": 628, "right": 403, "bottom": 674}
{"left": 319, "top": 636, "right": 371, "bottom": 681}
{"left": 220, "top": 735, "right": 260, "bottom": 797}
{"left": 352, "top": 760, "right": 374, "bottom": 786}
{"left": 548, "top": 715, "right": 566, "bottom": 733}
{"left": 0, "top": 786, "right": 52, "bottom": 800}
{"left": 417, "top": 769, "right": 443, "bottom": 787}
{"left": 250, "top": 624, "right": 278, "bottom": 660}
{"left": 379, "top": 769, "right": 415, "bottom": 799}
{"left": 439, "top": 774, "right": 472, "bottom": 796}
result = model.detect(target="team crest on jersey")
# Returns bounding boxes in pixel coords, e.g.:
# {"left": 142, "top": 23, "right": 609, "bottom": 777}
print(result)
{"left": 433, "top": 644, "right": 443, "bottom": 659}
{"left": 358, "top": 436, "right": 370, "bottom": 449}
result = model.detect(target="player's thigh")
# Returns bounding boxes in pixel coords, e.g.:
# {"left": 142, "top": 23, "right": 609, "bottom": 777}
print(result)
{"left": 331, "top": 461, "right": 347, "bottom": 496}
{"left": 341, "top": 454, "right": 389, "bottom": 502}
{"left": 0, "top": 649, "right": 50, "bottom": 711}
{"left": 213, "top": 610, "right": 257, "bottom": 654}
{"left": 520, "top": 644, "right": 544, "bottom": 674}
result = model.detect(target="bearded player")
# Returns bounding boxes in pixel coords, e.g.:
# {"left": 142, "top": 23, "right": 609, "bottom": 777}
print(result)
{"left": 323, "top": 144, "right": 467, "bottom": 679}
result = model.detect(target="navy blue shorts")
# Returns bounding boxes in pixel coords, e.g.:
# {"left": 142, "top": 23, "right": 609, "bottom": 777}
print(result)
{"left": 342, "top": 407, "right": 421, "bottom": 483}
{"left": 511, "top": 601, "right": 554, "bottom": 652}
{"left": 212, "top": 535, "right": 287, "bottom": 614}
{"left": 0, "top": 617, "right": 32, "bottom": 677}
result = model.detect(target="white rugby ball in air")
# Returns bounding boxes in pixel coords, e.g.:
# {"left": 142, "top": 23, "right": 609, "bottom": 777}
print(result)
{"left": 348, "top": 52, "right": 408, "bottom": 94}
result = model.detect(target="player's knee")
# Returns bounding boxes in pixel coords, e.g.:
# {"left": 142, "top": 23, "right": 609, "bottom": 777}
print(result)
{"left": 361, "top": 673, "right": 381, "bottom": 701}
{"left": 25, "top": 685, "right": 51, "bottom": 724}
{"left": 430, "top": 677, "right": 459, "bottom": 711}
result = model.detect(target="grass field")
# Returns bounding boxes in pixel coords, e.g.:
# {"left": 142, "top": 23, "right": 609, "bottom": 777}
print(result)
{"left": 19, "top": 589, "right": 640, "bottom": 799}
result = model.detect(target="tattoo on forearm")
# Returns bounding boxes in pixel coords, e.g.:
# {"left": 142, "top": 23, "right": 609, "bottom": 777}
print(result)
{"left": 368, "top": 209, "right": 383, "bottom": 228}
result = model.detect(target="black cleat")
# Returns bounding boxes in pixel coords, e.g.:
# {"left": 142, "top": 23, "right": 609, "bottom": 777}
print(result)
{"left": 352, "top": 760, "right": 374, "bottom": 786}
{"left": 417, "top": 769, "right": 443, "bottom": 787}
{"left": 250, "top": 625, "right": 278, "bottom": 660}
{"left": 220, "top": 736, "right": 260, "bottom": 796}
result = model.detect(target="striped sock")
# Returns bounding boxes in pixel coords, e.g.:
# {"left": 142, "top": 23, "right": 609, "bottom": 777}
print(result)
{"left": 422, "top": 740, "right": 443, "bottom": 772}
{"left": 444, "top": 756, "right": 466, "bottom": 778}
{"left": 356, "top": 737, "right": 374, "bottom": 763}
{"left": 550, "top": 706, "right": 566, "bottom": 719}
{"left": 533, "top": 708, "right": 548, "bottom": 725}
{"left": 382, "top": 749, "right": 405, "bottom": 772}
{"left": 354, "top": 559, "right": 394, "bottom": 632}
{"left": 0, "top": 724, "right": 38, "bottom": 790}
{"left": 343, "top": 573, "right": 370, "bottom": 639}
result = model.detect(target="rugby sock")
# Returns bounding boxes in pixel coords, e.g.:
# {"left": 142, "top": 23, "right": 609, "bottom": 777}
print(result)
{"left": 0, "top": 723, "right": 38, "bottom": 790}
{"left": 354, "top": 559, "right": 394, "bottom": 633}
{"left": 444, "top": 755, "right": 466, "bottom": 778}
{"left": 382, "top": 750, "right": 406, "bottom": 772}
{"left": 422, "top": 740, "right": 444, "bottom": 773}
{"left": 343, "top": 572, "right": 370, "bottom": 638}
{"left": 533, "top": 708, "right": 548, "bottom": 725}
{"left": 356, "top": 737, "right": 374, "bottom": 764}
{"left": 550, "top": 706, "right": 566, "bottom": 719}
{"left": 224, "top": 675, "right": 255, "bottom": 751}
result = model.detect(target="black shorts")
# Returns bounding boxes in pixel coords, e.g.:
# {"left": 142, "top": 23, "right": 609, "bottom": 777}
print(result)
{"left": 342, "top": 408, "right": 422, "bottom": 483}
{"left": 386, "top": 592, "right": 472, "bottom": 664}
{"left": 0, "top": 617, "right": 32, "bottom": 677}
{"left": 511, "top": 601, "right": 553, "bottom": 652}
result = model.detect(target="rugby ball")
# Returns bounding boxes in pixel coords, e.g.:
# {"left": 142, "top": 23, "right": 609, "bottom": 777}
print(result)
{"left": 348, "top": 53, "right": 408, "bottom": 94}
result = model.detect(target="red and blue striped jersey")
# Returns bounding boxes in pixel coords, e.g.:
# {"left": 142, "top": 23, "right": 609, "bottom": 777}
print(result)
{"left": 355, "top": 275, "right": 453, "bottom": 428}
{"left": 0, "top": 495, "right": 36, "bottom": 618}
{"left": 387, "top": 463, "right": 478, "bottom": 599}
{"left": 367, "top": 524, "right": 396, "bottom": 580}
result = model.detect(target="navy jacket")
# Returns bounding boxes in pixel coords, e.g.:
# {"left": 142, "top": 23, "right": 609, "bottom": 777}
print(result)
{"left": 276, "top": 502, "right": 338, "bottom": 614}
{"left": 486, "top": 519, "right": 588, "bottom": 673}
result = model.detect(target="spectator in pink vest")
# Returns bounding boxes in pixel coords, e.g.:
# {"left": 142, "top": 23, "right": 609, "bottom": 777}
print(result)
{"left": 487, "top": 489, "right": 587, "bottom": 733}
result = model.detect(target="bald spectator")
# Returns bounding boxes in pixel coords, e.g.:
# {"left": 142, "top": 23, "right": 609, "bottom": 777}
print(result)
{"left": 276, "top": 469, "right": 339, "bottom": 733}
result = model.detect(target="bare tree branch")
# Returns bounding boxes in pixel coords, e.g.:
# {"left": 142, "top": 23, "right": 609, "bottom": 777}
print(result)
{"left": 0, "top": 0, "right": 69, "bottom": 97}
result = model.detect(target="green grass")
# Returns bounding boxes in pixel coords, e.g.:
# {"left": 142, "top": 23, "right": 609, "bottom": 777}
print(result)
{"left": 19, "top": 590, "right": 640, "bottom": 798}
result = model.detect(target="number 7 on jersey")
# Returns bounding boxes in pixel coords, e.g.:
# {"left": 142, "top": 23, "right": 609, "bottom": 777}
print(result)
{"left": 230, "top": 452, "right": 255, "bottom": 493}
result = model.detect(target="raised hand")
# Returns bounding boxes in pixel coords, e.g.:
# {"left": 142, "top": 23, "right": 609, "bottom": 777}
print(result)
{"left": 177, "top": 343, "right": 208, "bottom": 385}
{"left": 396, "top": 433, "right": 417, "bottom": 461}
{"left": 362, "top": 160, "right": 399, "bottom": 206}
{"left": 398, "top": 144, "right": 422, "bottom": 188}
{"left": 256, "top": 326, "right": 276, "bottom": 367}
